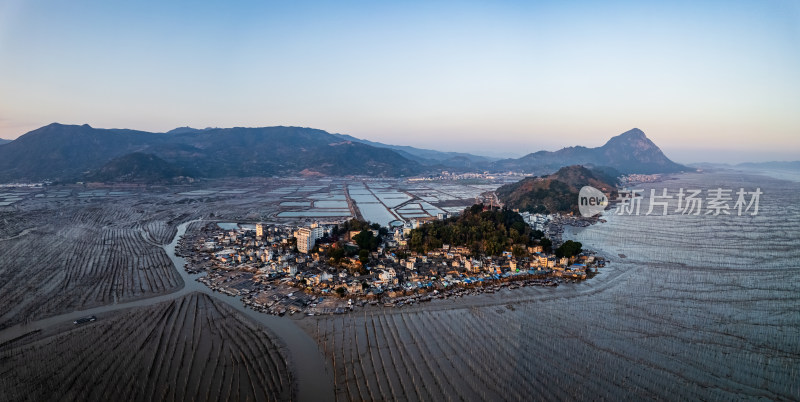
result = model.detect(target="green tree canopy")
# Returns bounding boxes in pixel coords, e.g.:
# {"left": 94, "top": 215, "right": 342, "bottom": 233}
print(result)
{"left": 358, "top": 249, "right": 370, "bottom": 265}
{"left": 407, "top": 205, "right": 549, "bottom": 256}
{"left": 555, "top": 240, "right": 582, "bottom": 259}
{"left": 353, "top": 230, "right": 380, "bottom": 252}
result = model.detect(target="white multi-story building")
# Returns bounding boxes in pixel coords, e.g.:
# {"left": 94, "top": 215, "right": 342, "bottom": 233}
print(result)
{"left": 294, "top": 224, "right": 324, "bottom": 253}
{"left": 256, "top": 223, "right": 264, "bottom": 238}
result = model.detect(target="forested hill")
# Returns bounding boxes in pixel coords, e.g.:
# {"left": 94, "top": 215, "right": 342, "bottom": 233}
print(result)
{"left": 408, "top": 204, "right": 547, "bottom": 256}
{"left": 491, "top": 128, "right": 689, "bottom": 174}
{"left": 496, "top": 165, "right": 618, "bottom": 214}
{"left": 0, "top": 124, "right": 423, "bottom": 182}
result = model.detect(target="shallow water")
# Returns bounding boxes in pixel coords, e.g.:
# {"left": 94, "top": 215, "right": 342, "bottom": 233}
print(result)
{"left": 311, "top": 171, "right": 800, "bottom": 401}
{"left": 560, "top": 170, "right": 800, "bottom": 399}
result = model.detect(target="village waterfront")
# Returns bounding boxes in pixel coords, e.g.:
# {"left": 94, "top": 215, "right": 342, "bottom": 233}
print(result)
{"left": 176, "top": 212, "right": 597, "bottom": 317}
{"left": 284, "top": 170, "right": 798, "bottom": 401}
{"left": 1, "top": 170, "right": 797, "bottom": 400}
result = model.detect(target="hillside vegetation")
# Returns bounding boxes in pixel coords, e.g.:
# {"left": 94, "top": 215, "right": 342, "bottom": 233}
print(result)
{"left": 497, "top": 165, "right": 618, "bottom": 214}
{"left": 408, "top": 204, "right": 546, "bottom": 256}
{"left": 0, "top": 124, "right": 422, "bottom": 182}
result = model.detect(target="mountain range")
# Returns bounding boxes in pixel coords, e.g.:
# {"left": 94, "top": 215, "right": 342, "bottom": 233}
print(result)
{"left": 0, "top": 124, "right": 419, "bottom": 182}
{"left": 0, "top": 124, "right": 688, "bottom": 183}
{"left": 329, "top": 133, "right": 497, "bottom": 168}
{"left": 490, "top": 128, "right": 688, "bottom": 175}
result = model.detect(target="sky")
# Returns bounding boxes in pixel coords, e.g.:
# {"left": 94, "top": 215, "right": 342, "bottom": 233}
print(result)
{"left": 0, "top": 0, "right": 798, "bottom": 163}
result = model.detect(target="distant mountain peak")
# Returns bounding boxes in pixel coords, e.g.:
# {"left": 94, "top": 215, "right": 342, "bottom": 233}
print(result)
{"left": 620, "top": 127, "right": 645, "bottom": 137}
{"left": 492, "top": 128, "right": 688, "bottom": 175}
{"left": 38, "top": 122, "right": 93, "bottom": 131}
{"left": 602, "top": 127, "right": 657, "bottom": 151}
{"left": 166, "top": 126, "right": 203, "bottom": 135}
{"left": 44, "top": 122, "right": 92, "bottom": 128}
{"left": 606, "top": 128, "right": 647, "bottom": 142}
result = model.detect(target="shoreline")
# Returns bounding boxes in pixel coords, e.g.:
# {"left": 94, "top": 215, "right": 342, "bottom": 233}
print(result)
{"left": 178, "top": 215, "right": 605, "bottom": 319}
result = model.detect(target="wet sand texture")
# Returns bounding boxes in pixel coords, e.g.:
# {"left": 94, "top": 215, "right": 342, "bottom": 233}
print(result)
{"left": 0, "top": 293, "right": 293, "bottom": 402}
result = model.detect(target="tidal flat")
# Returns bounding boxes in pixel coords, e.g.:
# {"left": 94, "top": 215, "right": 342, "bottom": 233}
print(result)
{"left": 0, "top": 172, "right": 797, "bottom": 401}
{"left": 298, "top": 171, "right": 799, "bottom": 400}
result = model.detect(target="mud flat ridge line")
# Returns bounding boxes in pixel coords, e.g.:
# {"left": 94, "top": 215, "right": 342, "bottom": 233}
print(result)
{"left": 0, "top": 220, "right": 335, "bottom": 402}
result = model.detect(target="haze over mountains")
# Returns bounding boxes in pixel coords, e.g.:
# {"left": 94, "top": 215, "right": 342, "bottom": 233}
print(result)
{"left": 329, "top": 133, "right": 497, "bottom": 168}
{"left": 0, "top": 123, "right": 689, "bottom": 183}
{"left": 491, "top": 128, "right": 687, "bottom": 175}
{"left": 0, "top": 124, "right": 418, "bottom": 182}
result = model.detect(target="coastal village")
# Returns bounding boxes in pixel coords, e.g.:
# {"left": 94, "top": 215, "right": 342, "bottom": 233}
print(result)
{"left": 178, "top": 207, "right": 605, "bottom": 316}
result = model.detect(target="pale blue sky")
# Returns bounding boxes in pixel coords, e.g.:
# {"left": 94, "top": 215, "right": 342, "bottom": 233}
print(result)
{"left": 1, "top": 0, "right": 798, "bottom": 162}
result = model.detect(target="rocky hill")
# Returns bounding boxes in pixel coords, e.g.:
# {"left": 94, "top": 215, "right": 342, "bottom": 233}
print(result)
{"left": 496, "top": 165, "right": 618, "bottom": 214}
{"left": 491, "top": 128, "right": 688, "bottom": 175}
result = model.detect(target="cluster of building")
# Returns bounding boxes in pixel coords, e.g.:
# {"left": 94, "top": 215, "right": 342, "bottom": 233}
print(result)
{"left": 185, "top": 215, "right": 603, "bottom": 315}
{"left": 0, "top": 182, "right": 46, "bottom": 188}
{"left": 519, "top": 211, "right": 553, "bottom": 232}
{"left": 619, "top": 173, "right": 661, "bottom": 185}
{"left": 195, "top": 223, "right": 334, "bottom": 277}
{"left": 408, "top": 171, "right": 526, "bottom": 182}
{"left": 360, "top": 242, "right": 599, "bottom": 294}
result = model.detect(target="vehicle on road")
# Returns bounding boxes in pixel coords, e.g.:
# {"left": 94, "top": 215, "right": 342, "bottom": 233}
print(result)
{"left": 73, "top": 316, "right": 97, "bottom": 325}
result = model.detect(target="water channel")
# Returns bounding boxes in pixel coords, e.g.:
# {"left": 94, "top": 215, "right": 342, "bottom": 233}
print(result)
{"left": 0, "top": 220, "right": 335, "bottom": 402}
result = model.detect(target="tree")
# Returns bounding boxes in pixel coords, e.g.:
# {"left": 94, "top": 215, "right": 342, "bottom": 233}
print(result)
{"left": 485, "top": 240, "right": 502, "bottom": 256}
{"left": 335, "top": 287, "right": 346, "bottom": 297}
{"left": 341, "top": 218, "right": 370, "bottom": 232}
{"left": 353, "top": 230, "right": 379, "bottom": 251}
{"left": 358, "top": 249, "right": 370, "bottom": 265}
{"left": 470, "top": 203, "right": 484, "bottom": 214}
{"left": 409, "top": 231, "right": 424, "bottom": 253}
{"left": 329, "top": 247, "right": 345, "bottom": 263}
{"left": 539, "top": 238, "right": 552, "bottom": 253}
{"left": 555, "top": 240, "right": 582, "bottom": 259}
